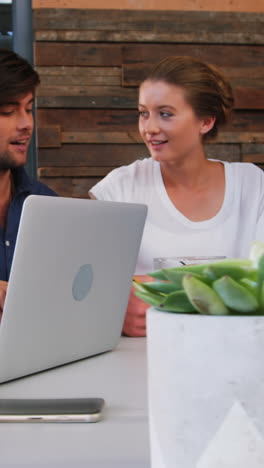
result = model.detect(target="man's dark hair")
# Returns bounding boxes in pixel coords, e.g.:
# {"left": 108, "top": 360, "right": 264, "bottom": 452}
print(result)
{"left": 0, "top": 48, "right": 40, "bottom": 105}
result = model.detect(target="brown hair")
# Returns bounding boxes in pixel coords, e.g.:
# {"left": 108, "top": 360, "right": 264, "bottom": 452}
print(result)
{"left": 0, "top": 48, "right": 40, "bottom": 105}
{"left": 141, "top": 55, "right": 234, "bottom": 140}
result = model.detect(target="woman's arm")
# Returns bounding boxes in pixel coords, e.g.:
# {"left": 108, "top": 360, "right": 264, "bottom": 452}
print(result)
{"left": 122, "top": 276, "right": 152, "bottom": 337}
{"left": 0, "top": 281, "right": 8, "bottom": 321}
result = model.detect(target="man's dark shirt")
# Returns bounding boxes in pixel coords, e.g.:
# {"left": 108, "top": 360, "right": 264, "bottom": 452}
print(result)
{"left": 0, "top": 167, "right": 57, "bottom": 281}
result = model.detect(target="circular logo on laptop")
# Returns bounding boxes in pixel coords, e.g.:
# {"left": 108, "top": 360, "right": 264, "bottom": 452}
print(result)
{"left": 72, "top": 264, "right": 93, "bottom": 301}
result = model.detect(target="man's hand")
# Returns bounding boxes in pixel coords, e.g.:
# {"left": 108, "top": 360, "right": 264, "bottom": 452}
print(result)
{"left": 0, "top": 281, "right": 8, "bottom": 321}
{"left": 122, "top": 275, "right": 152, "bottom": 337}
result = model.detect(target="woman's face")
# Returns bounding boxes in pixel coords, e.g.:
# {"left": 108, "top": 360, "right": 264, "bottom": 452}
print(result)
{"left": 138, "top": 80, "right": 212, "bottom": 166}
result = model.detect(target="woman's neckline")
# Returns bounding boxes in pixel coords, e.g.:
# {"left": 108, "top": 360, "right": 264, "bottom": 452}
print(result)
{"left": 154, "top": 159, "right": 232, "bottom": 229}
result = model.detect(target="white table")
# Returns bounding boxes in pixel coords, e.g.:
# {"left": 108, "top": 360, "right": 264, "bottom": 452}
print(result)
{"left": 0, "top": 337, "right": 150, "bottom": 468}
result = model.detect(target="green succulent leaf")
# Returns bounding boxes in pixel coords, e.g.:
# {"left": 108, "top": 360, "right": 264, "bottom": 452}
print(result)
{"left": 204, "top": 264, "right": 257, "bottom": 282}
{"left": 148, "top": 270, "right": 168, "bottom": 281}
{"left": 257, "top": 254, "right": 264, "bottom": 309}
{"left": 213, "top": 275, "right": 258, "bottom": 313}
{"left": 141, "top": 281, "right": 177, "bottom": 295}
{"left": 161, "top": 290, "right": 197, "bottom": 313}
{"left": 182, "top": 274, "right": 229, "bottom": 315}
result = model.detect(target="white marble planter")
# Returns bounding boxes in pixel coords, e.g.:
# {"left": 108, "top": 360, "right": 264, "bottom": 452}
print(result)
{"left": 147, "top": 307, "right": 264, "bottom": 468}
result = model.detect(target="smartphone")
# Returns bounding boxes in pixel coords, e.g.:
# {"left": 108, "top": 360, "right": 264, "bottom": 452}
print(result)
{"left": 0, "top": 397, "right": 105, "bottom": 423}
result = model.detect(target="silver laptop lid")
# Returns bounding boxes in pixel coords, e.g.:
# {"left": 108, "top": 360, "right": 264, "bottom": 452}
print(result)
{"left": 0, "top": 195, "right": 147, "bottom": 383}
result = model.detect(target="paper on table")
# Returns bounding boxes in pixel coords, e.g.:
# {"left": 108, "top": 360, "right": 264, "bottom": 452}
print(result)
{"left": 197, "top": 401, "right": 264, "bottom": 468}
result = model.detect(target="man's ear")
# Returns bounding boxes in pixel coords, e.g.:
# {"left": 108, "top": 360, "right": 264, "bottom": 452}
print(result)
{"left": 200, "top": 116, "right": 216, "bottom": 136}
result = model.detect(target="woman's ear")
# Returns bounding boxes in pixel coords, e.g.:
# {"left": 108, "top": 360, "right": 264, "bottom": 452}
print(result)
{"left": 200, "top": 116, "right": 216, "bottom": 136}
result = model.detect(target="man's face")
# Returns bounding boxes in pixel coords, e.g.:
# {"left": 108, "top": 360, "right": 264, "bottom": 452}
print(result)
{"left": 0, "top": 92, "right": 34, "bottom": 171}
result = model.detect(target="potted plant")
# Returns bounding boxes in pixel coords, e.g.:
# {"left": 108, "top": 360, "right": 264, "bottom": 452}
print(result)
{"left": 134, "top": 242, "right": 264, "bottom": 468}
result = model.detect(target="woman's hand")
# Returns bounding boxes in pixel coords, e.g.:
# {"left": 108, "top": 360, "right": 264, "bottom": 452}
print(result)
{"left": 0, "top": 281, "right": 8, "bottom": 321}
{"left": 122, "top": 275, "right": 152, "bottom": 337}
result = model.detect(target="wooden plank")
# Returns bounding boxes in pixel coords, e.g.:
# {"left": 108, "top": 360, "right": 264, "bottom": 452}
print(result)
{"left": 123, "top": 63, "right": 264, "bottom": 87}
{"left": 123, "top": 63, "right": 162, "bottom": 86}
{"left": 34, "top": 29, "right": 264, "bottom": 45}
{"left": 234, "top": 87, "right": 264, "bottom": 110}
{"left": 242, "top": 154, "right": 264, "bottom": 163}
{"left": 37, "top": 126, "right": 61, "bottom": 148}
{"left": 223, "top": 67, "right": 264, "bottom": 80}
{"left": 37, "top": 108, "right": 264, "bottom": 133}
{"left": 242, "top": 143, "right": 264, "bottom": 153}
{"left": 37, "top": 109, "right": 138, "bottom": 131}
{"left": 38, "top": 74, "right": 120, "bottom": 87}
{"left": 36, "top": 95, "right": 137, "bottom": 109}
{"left": 38, "top": 144, "right": 149, "bottom": 167}
{"left": 36, "top": 85, "right": 137, "bottom": 109}
{"left": 33, "top": 9, "right": 264, "bottom": 28}
{"left": 36, "top": 86, "right": 263, "bottom": 110}
{"left": 33, "top": 9, "right": 263, "bottom": 30}
{"left": 61, "top": 131, "right": 142, "bottom": 144}
{"left": 38, "top": 176, "right": 104, "bottom": 198}
{"left": 228, "top": 111, "right": 264, "bottom": 133}
{"left": 122, "top": 44, "right": 264, "bottom": 69}
{"left": 38, "top": 166, "right": 114, "bottom": 177}
{"left": 35, "top": 42, "right": 122, "bottom": 67}
{"left": 33, "top": 9, "right": 264, "bottom": 45}
{"left": 37, "top": 66, "right": 120, "bottom": 77}
{"left": 216, "top": 132, "right": 264, "bottom": 143}
{"left": 204, "top": 144, "right": 240, "bottom": 162}
{"left": 37, "top": 85, "right": 136, "bottom": 98}
{"left": 37, "top": 66, "right": 121, "bottom": 86}
{"left": 241, "top": 143, "right": 264, "bottom": 162}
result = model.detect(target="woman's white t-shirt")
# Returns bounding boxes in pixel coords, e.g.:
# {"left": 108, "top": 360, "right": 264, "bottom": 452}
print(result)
{"left": 90, "top": 158, "right": 264, "bottom": 274}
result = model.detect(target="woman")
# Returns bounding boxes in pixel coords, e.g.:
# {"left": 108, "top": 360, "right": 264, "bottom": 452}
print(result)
{"left": 89, "top": 55, "right": 264, "bottom": 336}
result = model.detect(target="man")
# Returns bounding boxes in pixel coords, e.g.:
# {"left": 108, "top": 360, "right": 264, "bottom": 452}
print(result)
{"left": 0, "top": 48, "right": 56, "bottom": 317}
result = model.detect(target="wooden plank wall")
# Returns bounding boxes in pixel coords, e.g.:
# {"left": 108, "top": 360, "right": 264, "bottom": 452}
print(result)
{"left": 33, "top": 9, "right": 264, "bottom": 198}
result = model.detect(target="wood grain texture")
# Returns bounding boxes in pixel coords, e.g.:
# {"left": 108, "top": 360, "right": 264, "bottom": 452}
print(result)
{"left": 37, "top": 129, "right": 264, "bottom": 148}
{"left": 37, "top": 126, "right": 61, "bottom": 148}
{"left": 242, "top": 154, "right": 264, "bottom": 163}
{"left": 34, "top": 30, "right": 264, "bottom": 44}
{"left": 242, "top": 144, "right": 264, "bottom": 163}
{"left": 35, "top": 42, "right": 122, "bottom": 66}
{"left": 33, "top": 9, "right": 264, "bottom": 44}
{"left": 37, "top": 109, "right": 139, "bottom": 131}
{"left": 38, "top": 176, "right": 103, "bottom": 198}
{"left": 38, "top": 144, "right": 149, "bottom": 166}
{"left": 36, "top": 86, "right": 137, "bottom": 108}
{"left": 32, "top": 0, "right": 264, "bottom": 13}
{"left": 122, "top": 44, "right": 264, "bottom": 67}
{"left": 61, "top": 131, "right": 142, "bottom": 144}
{"left": 37, "top": 66, "right": 121, "bottom": 86}
{"left": 38, "top": 166, "right": 115, "bottom": 177}
{"left": 123, "top": 64, "right": 264, "bottom": 87}
{"left": 36, "top": 87, "right": 263, "bottom": 110}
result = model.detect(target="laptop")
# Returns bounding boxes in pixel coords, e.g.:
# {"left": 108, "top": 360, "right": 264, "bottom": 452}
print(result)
{"left": 0, "top": 195, "right": 147, "bottom": 383}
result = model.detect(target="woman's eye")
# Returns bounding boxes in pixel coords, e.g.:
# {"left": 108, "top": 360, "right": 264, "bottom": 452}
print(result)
{"left": 26, "top": 108, "right": 33, "bottom": 114}
{"left": 138, "top": 111, "right": 148, "bottom": 118}
{"left": 160, "top": 111, "right": 172, "bottom": 118}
